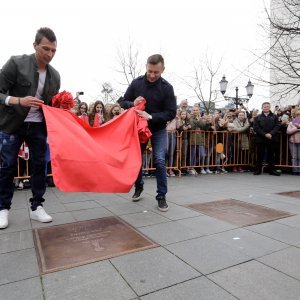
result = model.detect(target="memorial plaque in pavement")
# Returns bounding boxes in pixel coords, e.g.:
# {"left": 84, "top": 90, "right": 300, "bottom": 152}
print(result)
{"left": 33, "top": 216, "right": 158, "bottom": 274}
{"left": 187, "top": 199, "right": 293, "bottom": 227}
{"left": 277, "top": 190, "right": 300, "bottom": 199}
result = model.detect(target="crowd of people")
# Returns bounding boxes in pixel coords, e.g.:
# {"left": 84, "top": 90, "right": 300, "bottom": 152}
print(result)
{"left": 1, "top": 26, "right": 299, "bottom": 230}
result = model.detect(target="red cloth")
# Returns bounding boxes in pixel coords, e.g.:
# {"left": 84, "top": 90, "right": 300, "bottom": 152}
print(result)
{"left": 135, "top": 100, "right": 152, "bottom": 143}
{"left": 42, "top": 105, "right": 142, "bottom": 193}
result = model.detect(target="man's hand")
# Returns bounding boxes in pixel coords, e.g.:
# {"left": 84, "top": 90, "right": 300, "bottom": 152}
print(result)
{"left": 136, "top": 110, "right": 151, "bottom": 120}
{"left": 265, "top": 133, "right": 272, "bottom": 139}
{"left": 133, "top": 96, "right": 145, "bottom": 106}
{"left": 19, "top": 96, "right": 44, "bottom": 108}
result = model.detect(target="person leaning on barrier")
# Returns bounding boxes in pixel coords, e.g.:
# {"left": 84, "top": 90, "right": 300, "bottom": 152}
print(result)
{"left": 0, "top": 27, "right": 60, "bottom": 229}
{"left": 119, "top": 54, "right": 177, "bottom": 212}
{"left": 253, "top": 102, "right": 281, "bottom": 176}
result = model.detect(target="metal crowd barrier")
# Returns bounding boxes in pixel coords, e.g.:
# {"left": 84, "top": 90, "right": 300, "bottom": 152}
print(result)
{"left": 14, "top": 130, "right": 300, "bottom": 181}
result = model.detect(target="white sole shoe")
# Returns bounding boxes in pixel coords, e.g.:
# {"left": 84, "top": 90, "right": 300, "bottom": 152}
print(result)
{"left": 30, "top": 206, "right": 52, "bottom": 223}
{"left": 0, "top": 209, "right": 9, "bottom": 229}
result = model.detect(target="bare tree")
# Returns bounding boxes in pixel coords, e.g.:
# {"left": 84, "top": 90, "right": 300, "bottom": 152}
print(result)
{"left": 115, "top": 38, "right": 143, "bottom": 87}
{"left": 253, "top": 0, "right": 300, "bottom": 103}
{"left": 181, "top": 55, "right": 223, "bottom": 114}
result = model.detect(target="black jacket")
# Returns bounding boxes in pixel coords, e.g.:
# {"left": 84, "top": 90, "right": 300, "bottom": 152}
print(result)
{"left": 253, "top": 112, "right": 280, "bottom": 143}
{"left": 120, "top": 75, "right": 177, "bottom": 133}
{"left": 0, "top": 54, "right": 60, "bottom": 133}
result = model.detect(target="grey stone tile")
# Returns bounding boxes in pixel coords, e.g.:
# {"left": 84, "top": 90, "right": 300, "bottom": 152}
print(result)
{"left": 42, "top": 202, "right": 66, "bottom": 213}
{"left": 208, "top": 260, "right": 300, "bottom": 300}
{"left": 211, "top": 228, "right": 288, "bottom": 258}
{"left": 31, "top": 211, "right": 76, "bottom": 228}
{"left": 105, "top": 203, "right": 146, "bottom": 215}
{"left": 263, "top": 202, "right": 300, "bottom": 214}
{"left": 177, "top": 215, "right": 237, "bottom": 235}
{"left": 152, "top": 203, "right": 202, "bottom": 220}
{"left": 64, "top": 200, "right": 101, "bottom": 211}
{"left": 275, "top": 214, "right": 300, "bottom": 229}
{"left": 0, "top": 249, "right": 39, "bottom": 285}
{"left": 95, "top": 196, "right": 131, "bottom": 206}
{"left": 120, "top": 211, "right": 170, "bottom": 228}
{"left": 166, "top": 236, "right": 251, "bottom": 275}
{"left": 257, "top": 247, "right": 300, "bottom": 280}
{"left": 10, "top": 197, "right": 28, "bottom": 210}
{"left": 43, "top": 260, "right": 136, "bottom": 300}
{"left": 247, "top": 222, "right": 300, "bottom": 246}
{"left": 139, "top": 221, "right": 204, "bottom": 245}
{"left": 56, "top": 193, "right": 90, "bottom": 203}
{"left": 140, "top": 276, "right": 236, "bottom": 300}
{"left": 0, "top": 209, "right": 32, "bottom": 234}
{"left": 71, "top": 207, "right": 113, "bottom": 221}
{"left": 0, "top": 230, "right": 34, "bottom": 254}
{"left": 110, "top": 247, "right": 199, "bottom": 296}
{"left": 0, "top": 277, "right": 43, "bottom": 300}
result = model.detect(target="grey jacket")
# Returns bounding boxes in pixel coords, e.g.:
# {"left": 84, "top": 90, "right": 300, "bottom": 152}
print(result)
{"left": 0, "top": 53, "right": 60, "bottom": 133}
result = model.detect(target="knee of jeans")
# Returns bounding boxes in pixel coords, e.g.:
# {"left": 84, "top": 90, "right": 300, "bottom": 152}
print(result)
{"left": 153, "top": 157, "right": 165, "bottom": 167}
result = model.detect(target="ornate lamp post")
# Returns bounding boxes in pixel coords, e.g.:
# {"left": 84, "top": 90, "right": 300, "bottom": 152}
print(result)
{"left": 219, "top": 75, "right": 254, "bottom": 109}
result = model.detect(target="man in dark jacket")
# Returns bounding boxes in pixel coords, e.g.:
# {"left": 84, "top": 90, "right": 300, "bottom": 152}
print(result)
{"left": 253, "top": 102, "right": 281, "bottom": 176}
{"left": 0, "top": 27, "right": 60, "bottom": 229}
{"left": 120, "top": 54, "right": 177, "bottom": 211}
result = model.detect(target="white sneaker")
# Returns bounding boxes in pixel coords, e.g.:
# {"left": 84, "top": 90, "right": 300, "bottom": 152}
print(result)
{"left": 200, "top": 169, "right": 207, "bottom": 174}
{"left": 206, "top": 169, "right": 213, "bottom": 174}
{"left": 0, "top": 209, "right": 9, "bottom": 229}
{"left": 30, "top": 206, "right": 52, "bottom": 223}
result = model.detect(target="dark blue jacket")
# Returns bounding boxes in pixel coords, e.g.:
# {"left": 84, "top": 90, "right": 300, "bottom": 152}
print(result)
{"left": 253, "top": 112, "right": 280, "bottom": 143}
{"left": 120, "top": 75, "right": 177, "bottom": 133}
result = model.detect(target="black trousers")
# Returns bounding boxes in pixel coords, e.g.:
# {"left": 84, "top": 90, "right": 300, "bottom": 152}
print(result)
{"left": 255, "top": 142, "right": 278, "bottom": 172}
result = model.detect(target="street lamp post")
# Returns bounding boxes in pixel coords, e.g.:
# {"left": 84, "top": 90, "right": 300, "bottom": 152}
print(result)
{"left": 219, "top": 75, "right": 254, "bottom": 109}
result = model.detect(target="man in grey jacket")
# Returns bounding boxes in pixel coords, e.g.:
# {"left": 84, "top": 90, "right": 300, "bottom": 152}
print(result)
{"left": 0, "top": 27, "right": 60, "bottom": 229}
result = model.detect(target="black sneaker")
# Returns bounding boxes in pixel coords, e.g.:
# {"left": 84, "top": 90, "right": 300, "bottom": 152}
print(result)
{"left": 156, "top": 195, "right": 169, "bottom": 212}
{"left": 132, "top": 187, "right": 143, "bottom": 202}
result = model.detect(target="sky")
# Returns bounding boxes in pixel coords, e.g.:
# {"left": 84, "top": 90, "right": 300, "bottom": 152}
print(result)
{"left": 1, "top": 0, "right": 270, "bottom": 110}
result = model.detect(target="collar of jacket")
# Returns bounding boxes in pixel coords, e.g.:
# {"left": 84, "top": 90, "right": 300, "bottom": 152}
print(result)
{"left": 29, "top": 53, "right": 51, "bottom": 75}
{"left": 143, "top": 74, "right": 162, "bottom": 86}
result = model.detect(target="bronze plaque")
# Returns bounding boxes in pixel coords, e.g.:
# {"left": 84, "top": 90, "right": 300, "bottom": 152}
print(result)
{"left": 187, "top": 199, "right": 293, "bottom": 227}
{"left": 33, "top": 216, "right": 157, "bottom": 274}
{"left": 277, "top": 190, "right": 300, "bottom": 199}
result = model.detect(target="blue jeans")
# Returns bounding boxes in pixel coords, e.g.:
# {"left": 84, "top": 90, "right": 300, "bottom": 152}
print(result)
{"left": 0, "top": 122, "right": 47, "bottom": 210}
{"left": 190, "top": 145, "right": 206, "bottom": 167}
{"left": 166, "top": 131, "right": 176, "bottom": 167}
{"left": 289, "top": 142, "right": 300, "bottom": 173}
{"left": 135, "top": 129, "right": 167, "bottom": 197}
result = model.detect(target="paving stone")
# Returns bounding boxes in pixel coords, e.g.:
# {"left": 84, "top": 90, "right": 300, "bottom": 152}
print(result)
{"left": 120, "top": 211, "right": 170, "bottom": 227}
{"left": 0, "top": 209, "right": 31, "bottom": 234}
{"left": 110, "top": 247, "right": 200, "bottom": 296}
{"left": 176, "top": 215, "right": 237, "bottom": 235}
{"left": 275, "top": 215, "right": 300, "bottom": 229}
{"left": 105, "top": 202, "right": 147, "bottom": 215}
{"left": 152, "top": 203, "right": 202, "bottom": 220}
{"left": 166, "top": 235, "right": 251, "bottom": 275}
{"left": 31, "top": 211, "right": 76, "bottom": 228}
{"left": 139, "top": 221, "right": 204, "bottom": 245}
{"left": 0, "top": 277, "right": 43, "bottom": 300}
{"left": 247, "top": 222, "right": 300, "bottom": 246}
{"left": 208, "top": 260, "right": 300, "bottom": 300}
{"left": 264, "top": 202, "right": 300, "bottom": 214}
{"left": 56, "top": 193, "right": 91, "bottom": 203}
{"left": 71, "top": 206, "right": 113, "bottom": 221}
{"left": 0, "top": 249, "right": 39, "bottom": 285}
{"left": 64, "top": 200, "right": 101, "bottom": 211}
{"left": 0, "top": 230, "right": 34, "bottom": 254}
{"left": 43, "top": 260, "right": 136, "bottom": 300}
{"left": 140, "top": 277, "right": 236, "bottom": 300}
{"left": 95, "top": 196, "right": 131, "bottom": 206}
{"left": 211, "top": 228, "right": 288, "bottom": 258}
{"left": 257, "top": 247, "right": 300, "bottom": 280}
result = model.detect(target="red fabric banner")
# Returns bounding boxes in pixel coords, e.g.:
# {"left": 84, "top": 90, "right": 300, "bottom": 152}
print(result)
{"left": 42, "top": 105, "right": 142, "bottom": 193}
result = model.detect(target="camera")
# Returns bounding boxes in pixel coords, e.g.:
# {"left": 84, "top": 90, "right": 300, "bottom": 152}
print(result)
{"left": 78, "top": 91, "right": 84, "bottom": 95}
